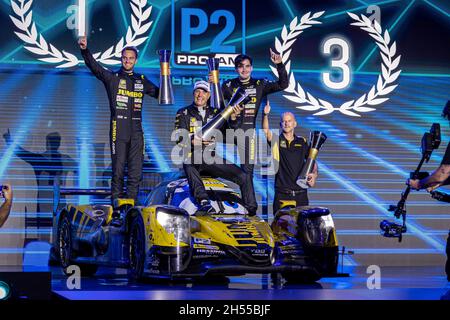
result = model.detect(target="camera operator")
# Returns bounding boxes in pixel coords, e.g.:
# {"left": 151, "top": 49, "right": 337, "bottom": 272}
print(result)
{"left": 407, "top": 102, "right": 450, "bottom": 191}
{"left": 406, "top": 102, "right": 449, "bottom": 282}
{"left": 0, "top": 184, "right": 13, "bottom": 228}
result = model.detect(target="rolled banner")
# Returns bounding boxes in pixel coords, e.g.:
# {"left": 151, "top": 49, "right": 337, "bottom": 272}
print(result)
{"left": 296, "top": 131, "right": 327, "bottom": 189}
{"left": 195, "top": 86, "right": 249, "bottom": 141}
{"left": 207, "top": 57, "right": 225, "bottom": 109}
{"left": 158, "top": 49, "right": 174, "bottom": 105}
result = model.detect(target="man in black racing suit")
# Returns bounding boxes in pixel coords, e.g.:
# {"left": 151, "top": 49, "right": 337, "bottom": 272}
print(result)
{"left": 175, "top": 81, "right": 256, "bottom": 214}
{"left": 220, "top": 50, "right": 288, "bottom": 214}
{"left": 79, "top": 36, "right": 159, "bottom": 204}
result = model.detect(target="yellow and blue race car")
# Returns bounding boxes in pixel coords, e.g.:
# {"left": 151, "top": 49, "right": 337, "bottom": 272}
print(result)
{"left": 52, "top": 177, "right": 340, "bottom": 282}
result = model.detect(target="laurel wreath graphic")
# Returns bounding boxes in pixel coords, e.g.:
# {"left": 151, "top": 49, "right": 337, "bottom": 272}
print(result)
{"left": 271, "top": 11, "right": 401, "bottom": 117}
{"left": 9, "top": 0, "right": 153, "bottom": 68}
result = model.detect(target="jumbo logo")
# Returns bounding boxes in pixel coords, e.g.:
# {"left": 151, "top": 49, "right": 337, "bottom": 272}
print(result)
{"left": 117, "top": 89, "right": 143, "bottom": 98}
{"left": 226, "top": 223, "right": 267, "bottom": 245}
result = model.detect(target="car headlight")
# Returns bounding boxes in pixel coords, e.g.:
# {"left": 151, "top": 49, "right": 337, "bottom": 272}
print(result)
{"left": 156, "top": 211, "right": 190, "bottom": 244}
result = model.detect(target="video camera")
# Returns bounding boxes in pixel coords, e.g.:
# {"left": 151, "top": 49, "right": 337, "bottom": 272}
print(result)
{"left": 380, "top": 220, "right": 407, "bottom": 240}
{"left": 384, "top": 123, "right": 441, "bottom": 242}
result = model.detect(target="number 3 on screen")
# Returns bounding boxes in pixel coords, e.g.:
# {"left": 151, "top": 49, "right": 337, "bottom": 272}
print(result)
{"left": 322, "top": 37, "right": 351, "bottom": 90}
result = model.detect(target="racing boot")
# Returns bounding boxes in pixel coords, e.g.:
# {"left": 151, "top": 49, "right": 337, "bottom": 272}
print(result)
{"left": 197, "top": 199, "right": 216, "bottom": 215}
{"left": 110, "top": 209, "right": 124, "bottom": 227}
{"left": 111, "top": 199, "right": 124, "bottom": 227}
{"left": 246, "top": 205, "right": 257, "bottom": 217}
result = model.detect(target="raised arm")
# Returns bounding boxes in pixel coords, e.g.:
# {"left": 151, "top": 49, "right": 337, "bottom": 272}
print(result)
{"left": 262, "top": 100, "right": 272, "bottom": 142}
{"left": 79, "top": 37, "right": 113, "bottom": 83}
{"left": 262, "top": 48, "right": 289, "bottom": 95}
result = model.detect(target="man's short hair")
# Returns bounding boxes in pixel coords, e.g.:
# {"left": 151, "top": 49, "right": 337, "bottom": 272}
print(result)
{"left": 280, "top": 112, "right": 296, "bottom": 122}
{"left": 442, "top": 100, "right": 450, "bottom": 120}
{"left": 234, "top": 54, "right": 253, "bottom": 68}
{"left": 122, "top": 46, "right": 139, "bottom": 58}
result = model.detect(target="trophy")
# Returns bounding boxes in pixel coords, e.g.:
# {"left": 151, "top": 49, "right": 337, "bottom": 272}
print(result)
{"left": 158, "top": 49, "right": 174, "bottom": 105}
{"left": 195, "top": 86, "right": 249, "bottom": 141}
{"left": 207, "top": 57, "right": 225, "bottom": 109}
{"left": 296, "top": 131, "right": 327, "bottom": 189}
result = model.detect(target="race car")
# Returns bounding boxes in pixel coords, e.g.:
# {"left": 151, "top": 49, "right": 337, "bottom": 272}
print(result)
{"left": 52, "top": 176, "right": 340, "bottom": 282}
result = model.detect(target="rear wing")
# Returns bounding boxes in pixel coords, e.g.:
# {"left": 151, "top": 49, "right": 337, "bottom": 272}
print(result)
{"left": 52, "top": 178, "right": 156, "bottom": 214}
{"left": 53, "top": 177, "right": 111, "bottom": 215}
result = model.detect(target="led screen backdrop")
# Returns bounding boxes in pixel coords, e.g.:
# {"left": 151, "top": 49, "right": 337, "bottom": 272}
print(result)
{"left": 0, "top": 0, "right": 449, "bottom": 267}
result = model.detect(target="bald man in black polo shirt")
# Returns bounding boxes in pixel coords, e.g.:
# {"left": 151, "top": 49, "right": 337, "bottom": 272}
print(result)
{"left": 263, "top": 101, "right": 318, "bottom": 214}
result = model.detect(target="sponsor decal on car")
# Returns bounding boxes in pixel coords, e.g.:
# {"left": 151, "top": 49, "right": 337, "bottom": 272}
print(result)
{"left": 193, "top": 237, "right": 211, "bottom": 245}
{"left": 193, "top": 244, "right": 219, "bottom": 250}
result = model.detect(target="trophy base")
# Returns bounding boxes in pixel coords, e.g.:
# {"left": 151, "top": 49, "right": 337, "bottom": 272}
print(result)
{"left": 158, "top": 99, "right": 174, "bottom": 105}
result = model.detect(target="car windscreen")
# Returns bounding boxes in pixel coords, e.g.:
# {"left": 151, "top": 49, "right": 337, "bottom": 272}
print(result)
{"left": 206, "top": 190, "right": 248, "bottom": 214}
{"left": 168, "top": 187, "right": 248, "bottom": 215}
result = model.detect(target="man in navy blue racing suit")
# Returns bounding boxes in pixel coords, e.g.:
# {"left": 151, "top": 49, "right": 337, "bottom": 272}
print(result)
{"left": 79, "top": 36, "right": 159, "bottom": 204}
{"left": 220, "top": 50, "right": 289, "bottom": 214}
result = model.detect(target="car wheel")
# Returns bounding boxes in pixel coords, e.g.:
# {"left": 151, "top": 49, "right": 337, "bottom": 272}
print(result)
{"left": 58, "top": 216, "right": 99, "bottom": 277}
{"left": 58, "top": 216, "right": 73, "bottom": 275}
{"left": 128, "top": 215, "right": 145, "bottom": 281}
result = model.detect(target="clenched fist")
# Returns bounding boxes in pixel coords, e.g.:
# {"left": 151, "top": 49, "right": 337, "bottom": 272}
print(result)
{"left": 79, "top": 36, "right": 87, "bottom": 50}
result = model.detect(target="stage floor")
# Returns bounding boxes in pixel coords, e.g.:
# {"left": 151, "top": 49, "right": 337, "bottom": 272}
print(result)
{"left": 51, "top": 266, "right": 450, "bottom": 300}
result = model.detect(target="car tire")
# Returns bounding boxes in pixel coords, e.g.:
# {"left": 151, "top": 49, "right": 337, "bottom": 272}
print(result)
{"left": 58, "top": 215, "right": 73, "bottom": 275}
{"left": 128, "top": 215, "right": 146, "bottom": 281}
{"left": 58, "top": 215, "right": 98, "bottom": 277}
